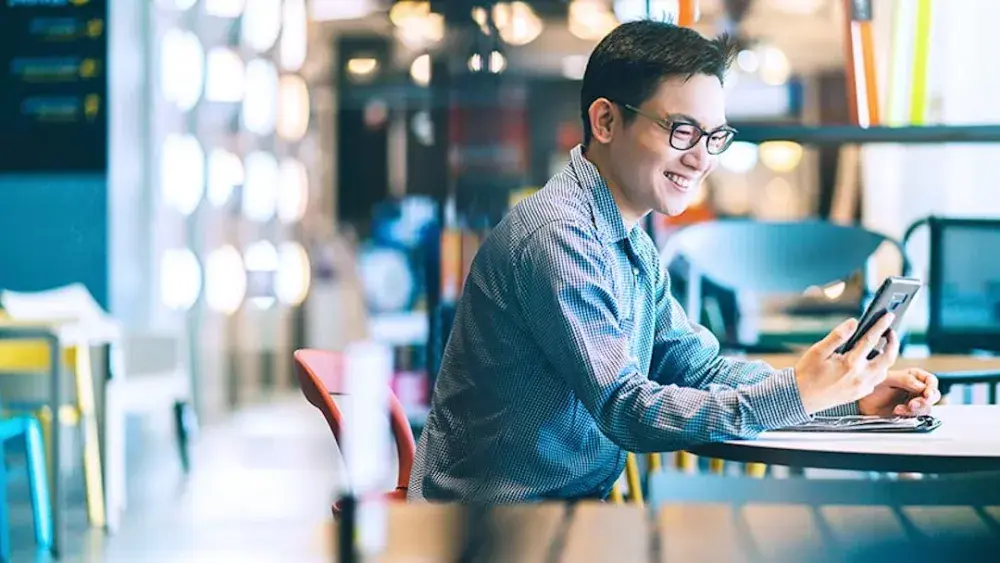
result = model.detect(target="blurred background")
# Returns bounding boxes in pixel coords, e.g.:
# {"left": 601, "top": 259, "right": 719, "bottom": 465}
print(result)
{"left": 2, "top": 0, "right": 1000, "bottom": 560}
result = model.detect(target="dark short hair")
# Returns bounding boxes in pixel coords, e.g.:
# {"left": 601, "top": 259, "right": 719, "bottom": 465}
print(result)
{"left": 580, "top": 20, "right": 738, "bottom": 146}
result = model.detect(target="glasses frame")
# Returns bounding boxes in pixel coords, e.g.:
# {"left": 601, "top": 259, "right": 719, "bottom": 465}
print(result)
{"left": 621, "top": 103, "right": 738, "bottom": 155}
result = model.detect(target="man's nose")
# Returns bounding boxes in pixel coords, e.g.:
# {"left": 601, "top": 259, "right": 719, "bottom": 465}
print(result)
{"left": 680, "top": 140, "right": 711, "bottom": 172}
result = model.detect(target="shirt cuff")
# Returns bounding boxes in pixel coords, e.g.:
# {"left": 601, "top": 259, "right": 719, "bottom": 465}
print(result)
{"left": 743, "top": 367, "right": 813, "bottom": 430}
{"left": 818, "top": 401, "right": 861, "bottom": 417}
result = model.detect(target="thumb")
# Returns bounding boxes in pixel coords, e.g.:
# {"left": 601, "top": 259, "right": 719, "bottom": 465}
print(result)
{"left": 812, "top": 318, "right": 858, "bottom": 357}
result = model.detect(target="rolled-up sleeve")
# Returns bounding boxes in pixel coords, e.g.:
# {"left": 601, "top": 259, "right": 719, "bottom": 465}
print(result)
{"left": 512, "top": 221, "right": 814, "bottom": 454}
{"left": 647, "top": 265, "right": 860, "bottom": 417}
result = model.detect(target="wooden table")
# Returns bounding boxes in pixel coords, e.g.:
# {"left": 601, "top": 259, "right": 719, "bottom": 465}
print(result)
{"left": 690, "top": 405, "right": 1000, "bottom": 474}
{"left": 324, "top": 501, "right": 1000, "bottom": 562}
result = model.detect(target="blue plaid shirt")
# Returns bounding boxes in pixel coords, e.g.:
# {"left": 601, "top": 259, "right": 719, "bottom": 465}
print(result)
{"left": 408, "top": 145, "right": 857, "bottom": 503}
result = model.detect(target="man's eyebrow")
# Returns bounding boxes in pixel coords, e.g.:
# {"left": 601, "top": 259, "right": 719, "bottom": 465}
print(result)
{"left": 666, "top": 112, "right": 729, "bottom": 130}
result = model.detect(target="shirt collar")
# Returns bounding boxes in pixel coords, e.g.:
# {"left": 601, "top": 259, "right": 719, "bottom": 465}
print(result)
{"left": 569, "top": 144, "right": 630, "bottom": 244}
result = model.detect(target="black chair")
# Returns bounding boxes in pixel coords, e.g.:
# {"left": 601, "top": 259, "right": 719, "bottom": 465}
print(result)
{"left": 903, "top": 216, "right": 1000, "bottom": 402}
{"left": 661, "top": 219, "right": 911, "bottom": 354}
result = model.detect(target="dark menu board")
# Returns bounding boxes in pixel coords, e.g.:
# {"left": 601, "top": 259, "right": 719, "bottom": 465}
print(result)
{"left": 0, "top": 0, "right": 107, "bottom": 173}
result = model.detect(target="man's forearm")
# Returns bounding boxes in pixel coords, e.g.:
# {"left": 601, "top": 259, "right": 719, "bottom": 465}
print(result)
{"left": 592, "top": 368, "right": 813, "bottom": 454}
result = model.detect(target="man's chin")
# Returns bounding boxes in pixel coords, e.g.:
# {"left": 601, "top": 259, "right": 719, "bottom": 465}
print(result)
{"left": 657, "top": 202, "right": 690, "bottom": 217}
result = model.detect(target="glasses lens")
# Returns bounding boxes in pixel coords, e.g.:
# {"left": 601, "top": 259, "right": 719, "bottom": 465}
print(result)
{"left": 669, "top": 123, "right": 700, "bottom": 150}
{"left": 707, "top": 130, "right": 735, "bottom": 154}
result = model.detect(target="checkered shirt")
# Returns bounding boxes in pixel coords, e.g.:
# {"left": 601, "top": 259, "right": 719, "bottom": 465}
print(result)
{"left": 408, "top": 144, "right": 857, "bottom": 503}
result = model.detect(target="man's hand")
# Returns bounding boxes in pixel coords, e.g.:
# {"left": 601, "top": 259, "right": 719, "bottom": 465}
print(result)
{"left": 794, "top": 315, "right": 900, "bottom": 414}
{"left": 859, "top": 368, "right": 942, "bottom": 417}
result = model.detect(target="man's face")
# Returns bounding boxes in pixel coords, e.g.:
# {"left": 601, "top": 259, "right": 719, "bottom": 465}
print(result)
{"left": 607, "top": 74, "right": 727, "bottom": 217}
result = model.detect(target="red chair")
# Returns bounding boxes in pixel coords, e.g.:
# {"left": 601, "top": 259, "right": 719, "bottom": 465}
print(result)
{"left": 292, "top": 348, "right": 416, "bottom": 515}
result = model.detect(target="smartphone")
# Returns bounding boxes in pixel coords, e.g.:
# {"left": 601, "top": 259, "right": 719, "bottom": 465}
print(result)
{"left": 835, "top": 276, "right": 922, "bottom": 359}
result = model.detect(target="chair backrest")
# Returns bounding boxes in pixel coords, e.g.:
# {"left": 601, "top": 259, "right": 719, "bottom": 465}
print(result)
{"left": 904, "top": 216, "right": 1000, "bottom": 354}
{"left": 661, "top": 219, "right": 909, "bottom": 318}
{"left": 292, "top": 348, "right": 416, "bottom": 493}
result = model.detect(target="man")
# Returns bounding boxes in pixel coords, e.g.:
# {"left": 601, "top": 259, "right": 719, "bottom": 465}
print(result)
{"left": 408, "top": 21, "right": 940, "bottom": 503}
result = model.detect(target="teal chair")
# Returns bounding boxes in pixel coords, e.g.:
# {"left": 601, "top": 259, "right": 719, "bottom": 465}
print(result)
{"left": 0, "top": 412, "right": 52, "bottom": 559}
{"left": 661, "top": 219, "right": 912, "bottom": 354}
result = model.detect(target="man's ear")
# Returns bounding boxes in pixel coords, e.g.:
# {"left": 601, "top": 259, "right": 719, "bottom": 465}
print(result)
{"left": 587, "top": 98, "right": 617, "bottom": 144}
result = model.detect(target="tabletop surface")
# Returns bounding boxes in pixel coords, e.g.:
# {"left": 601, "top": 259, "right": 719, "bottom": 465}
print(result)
{"left": 690, "top": 405, "right": 1000, "bottom": 473}
{"left": 723, "top": 406, "right": 1000, "bottom": 457}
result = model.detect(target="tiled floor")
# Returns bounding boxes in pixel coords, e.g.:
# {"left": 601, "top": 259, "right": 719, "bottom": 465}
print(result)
{"left": 10, "top": 394, "right": 342, "bottom": 562}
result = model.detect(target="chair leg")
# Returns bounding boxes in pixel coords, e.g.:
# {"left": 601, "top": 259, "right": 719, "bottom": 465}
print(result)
{"left": 0, "top": 444, "right": 10, "bottom": 562}
{"left": 35, "top": 407, "right": 54, "bottom": 504}
{"left": 173, "top": 400, "right": 198, "bottom": 474}
{"left": 675, "top": 451, "right": 698, "bottom": 473}
{"left": 624, "top": 453, "right": 643, "bottom": 506}
{"left": 73, "top": 345, "right": 107, "bottom": 528}
{"left": 24, "top": 419, "right": 53, "bottom": 551}
{"left": 608, "top": 481, "right": 624, "bottom": 504}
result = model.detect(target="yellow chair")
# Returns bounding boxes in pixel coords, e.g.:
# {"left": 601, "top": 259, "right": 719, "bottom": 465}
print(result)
{"left": 0, "top": 312, "right": 106, "bottom": 528}
{"left": 609, "top": 453, "right": 646, "bottom": 505}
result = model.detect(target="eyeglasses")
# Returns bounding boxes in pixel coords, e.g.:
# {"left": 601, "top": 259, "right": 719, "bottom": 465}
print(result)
{"left": 622, "top": 104, "right": 737, "bottom": 155}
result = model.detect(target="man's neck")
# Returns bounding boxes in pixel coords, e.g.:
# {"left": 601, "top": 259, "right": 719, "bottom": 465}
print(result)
{"left": 581, "top": 144, "right": 646, "bottom": 230}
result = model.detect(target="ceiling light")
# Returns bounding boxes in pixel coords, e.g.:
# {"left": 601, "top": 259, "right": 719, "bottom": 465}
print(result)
{"left": 736, "top": 49, "right": 759, "bottom": 73}
{"left": 278, "top": 158, "right": 308, "bottom": 223}
{"left": 493, "top": 2, "right": 543, "bottom": 46}
{"left": 160, "top": 248, "right": 202, "bottom": 310}
{"left": 160, "top": 29, "right": 204, "bottom": 111}
{"left": 757, "top": 45, "right": 790, "bottom": 86}
{"left": 207, "top": 148, "right": 244, "bottom": 207}
{"left": 241, "top": 58, "right": 278, "bottom": 134}
{"left": 160, "top": 134, "right": 205, "bottom": 215}
{"left": 394, "top": 12, "right": 445, "bottom": 50}
{"left": 277, "top": 74, "right": 310, "bottom": 141}
{"left": 309, "top": 0, "right": 376, "bottom": 21}
{"left": 410, "top": 53, "right": 431, "bottom": 86}
{"left": 276, "top": 242, "right": 311, "bottom": 306}
{"left": 389, "top": 1, "right": 429, "bottom": 27}
{"left": 205, "top": 0, "right": 245, "bottom": 17}
{"left": 346, "top": 57, "right": 379, "bottom": 81}
{"left": 568, "top": 0, "right": 618, "bottom": 41}
{"left": 205, "top": 245, "right": 246, "bottom": 314}
{"left": 488, "top": 50, "right": 506, "bottom": 73}
{"left": 242, "top": 0, "right": 283, "bottom": 53}
{"left": 759, "top": 141, "right": 803, "bottom": 172}
{"left": 280, "top": 0, "right": 307, "bottom": 71}
{"left": 242, "top": 151, "right": 279, "bottom": 221}
{"left": 613, "top": 0, "right": 678, "bottom": 22}
{"left": 718, "top": 141, "right": 758, "bottom": 173}
{"left": 205, "top": 47, "right": 245, "bottom": 102}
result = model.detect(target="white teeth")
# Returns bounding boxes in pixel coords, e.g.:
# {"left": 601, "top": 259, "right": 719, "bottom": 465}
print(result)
{"left": 666, "top": 173, "right": 693, "bottom": 188}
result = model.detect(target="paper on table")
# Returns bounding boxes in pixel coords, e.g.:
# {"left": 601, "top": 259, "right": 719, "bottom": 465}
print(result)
{"left": 780, "top": 415, "right": 940, "bottom": 432}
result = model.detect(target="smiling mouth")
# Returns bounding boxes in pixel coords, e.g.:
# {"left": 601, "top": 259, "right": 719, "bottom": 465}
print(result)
{"left": 665, "top": 172, "right": 696, "bottom": 192}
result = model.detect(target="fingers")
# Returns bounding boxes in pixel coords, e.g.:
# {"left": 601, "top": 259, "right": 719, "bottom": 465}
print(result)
{"left": 848, "top": 312, "right": 895, "bottom": 364}
{"left": 891, "top": 369, "right": 941, "bottom": 416}
{"left": 870, "top": 329, "right": 901, "bottom": 371}
{"left": 894, "top": 396, "right": 933, "bottom": 416}
{"left": 911, "top": 369, "right": 943, "bottom": 404}
{"left": 812, "top": 318, "right": 859, "bottom": 357}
